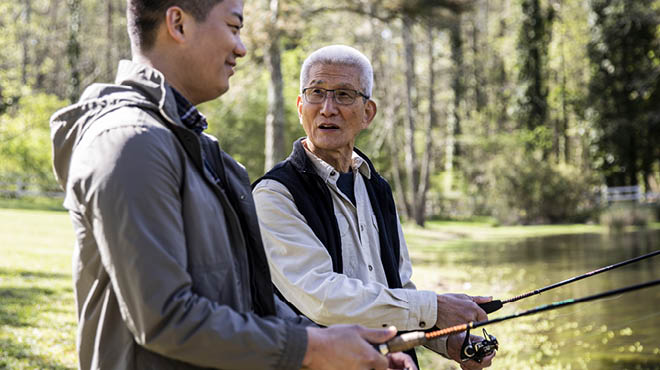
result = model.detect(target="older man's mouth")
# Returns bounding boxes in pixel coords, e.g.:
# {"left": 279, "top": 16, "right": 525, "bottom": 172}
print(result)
{"left": 318, "top": 123, "right": 339, "bottom": 130}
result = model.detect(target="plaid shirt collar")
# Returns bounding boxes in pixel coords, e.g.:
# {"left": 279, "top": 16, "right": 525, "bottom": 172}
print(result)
{"left": 171, "top": 87, "right": 208, "bottom": 135}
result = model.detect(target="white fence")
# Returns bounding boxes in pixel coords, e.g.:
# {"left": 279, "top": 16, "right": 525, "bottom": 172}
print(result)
{"left": 604, "top": 185, "right": 660, "bottom": 203}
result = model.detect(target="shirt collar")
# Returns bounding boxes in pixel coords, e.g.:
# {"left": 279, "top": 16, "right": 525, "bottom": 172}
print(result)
{"left": 171, "top": 88, "right": 208, "bottom": 135}
{"left": 302, "top": 139, "right": 372, "bottom": 182}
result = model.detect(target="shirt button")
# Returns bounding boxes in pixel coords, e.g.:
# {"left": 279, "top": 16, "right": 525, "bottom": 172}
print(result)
{"left": 419, "top": 321, "right": 426, "bottom": 328}
{"left": 360, "top": 224, "right": 365, "bottom": 231}
{"left": 368, "top": 265, "right": 373, "bottom": 271}
{"left": 240, "top": 194, "right": 245, "bottom": 200}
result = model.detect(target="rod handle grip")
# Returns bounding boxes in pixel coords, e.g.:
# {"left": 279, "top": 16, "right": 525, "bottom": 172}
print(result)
{"left": 374, "top": 331, "right": 427, "bottom": 355}
{"left": 478, "top": 300, "right": 503, "bottom": 314}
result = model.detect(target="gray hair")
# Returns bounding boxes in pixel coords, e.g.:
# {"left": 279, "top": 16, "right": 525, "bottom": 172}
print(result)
{"left": 300, "top": 45, "right": 373, "bottom": 98}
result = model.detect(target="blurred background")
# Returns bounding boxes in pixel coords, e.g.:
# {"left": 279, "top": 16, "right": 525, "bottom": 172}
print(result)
{"left": 0, "top": 0, "right": 659, "bottom": 369}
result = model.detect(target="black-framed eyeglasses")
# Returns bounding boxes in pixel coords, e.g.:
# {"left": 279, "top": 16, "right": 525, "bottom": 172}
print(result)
{"left": 302, "top": 87, "right": 369, "bottom": 105}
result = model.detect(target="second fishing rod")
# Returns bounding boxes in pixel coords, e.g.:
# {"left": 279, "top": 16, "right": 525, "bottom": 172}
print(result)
{"left": 376, "top": 278, "right": 660, "bottom": 356}
{"left": 478, "top": 249, "right": 660, "bottom": 313}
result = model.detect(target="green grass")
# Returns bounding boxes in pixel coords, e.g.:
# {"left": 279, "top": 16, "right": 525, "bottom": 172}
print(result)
{"left": 0, "top": 196, "right": 66, "bottom": 213}
{"left": 0, "top": 208, "right": 76, "bottom": 369}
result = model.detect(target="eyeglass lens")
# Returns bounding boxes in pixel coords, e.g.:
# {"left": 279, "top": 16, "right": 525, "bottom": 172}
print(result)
{"left": 304, "top": 88, "right": 360, "bottom": 105}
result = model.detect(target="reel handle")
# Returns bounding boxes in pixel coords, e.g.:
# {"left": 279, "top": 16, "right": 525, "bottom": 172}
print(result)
{"left": 478, "top": 300, "right": 503, "bottom": 314}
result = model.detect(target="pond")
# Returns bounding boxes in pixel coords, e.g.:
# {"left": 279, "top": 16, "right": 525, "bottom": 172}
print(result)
{"left": 414, "top": 229, "right": 660, "bottom": 370}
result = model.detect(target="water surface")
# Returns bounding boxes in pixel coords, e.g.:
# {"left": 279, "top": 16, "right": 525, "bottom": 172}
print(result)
{"left": 416, "top": 229, "right": 660, "bottom": 369}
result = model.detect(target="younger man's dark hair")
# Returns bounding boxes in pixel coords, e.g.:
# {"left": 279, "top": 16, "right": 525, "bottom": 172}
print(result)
{"left": 127, "top": 0, "right": 224, "bottom": 51}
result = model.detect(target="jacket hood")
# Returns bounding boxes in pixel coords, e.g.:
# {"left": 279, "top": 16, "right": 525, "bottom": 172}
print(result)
{"left": 50, "top": 60, "right": 181, "bottom": 189}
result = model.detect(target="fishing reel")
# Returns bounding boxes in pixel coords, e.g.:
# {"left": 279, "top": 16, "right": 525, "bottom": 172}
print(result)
{"left": 460, "top": 328, "right": 498, "bottom": 363}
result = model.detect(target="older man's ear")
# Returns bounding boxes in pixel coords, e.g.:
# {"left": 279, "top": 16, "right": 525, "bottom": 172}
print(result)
{"left": 297, "top": 95, "right": 304, "bottom": 124}
{"left": 362, "top": 99, "right": 377, "bottom": 129}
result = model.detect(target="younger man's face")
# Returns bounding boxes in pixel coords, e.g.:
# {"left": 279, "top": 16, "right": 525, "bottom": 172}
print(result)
{"left": 181, "top": 0, "right": 246, "bottom": 104}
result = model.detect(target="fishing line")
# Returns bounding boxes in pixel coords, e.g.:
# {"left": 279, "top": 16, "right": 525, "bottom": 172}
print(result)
{"left": 479, "top": 249, "right": 660, "bottom": 313}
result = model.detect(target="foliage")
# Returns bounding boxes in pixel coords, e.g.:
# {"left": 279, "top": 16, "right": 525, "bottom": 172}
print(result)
{"left": 588, "top": 0, "right": 660, "bottom": 188}
{"left": 464, "top": 130, "right": 600, "bottom": 225}
{"left": 599, "top": 203, "right": 657, "bottom": 232}
{"left": 0, "top": 93, "right": 67, "bottom": 192}
{"left": 1, "top": 0, "right": 660, "bottom": 224}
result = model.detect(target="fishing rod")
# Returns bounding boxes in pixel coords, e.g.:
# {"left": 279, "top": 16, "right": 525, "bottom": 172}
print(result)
{"left": 376, "top": 279, "right": 660, "bottom": 358}
{"left": 478, "top": 249, "right": 660, "bottom": 314}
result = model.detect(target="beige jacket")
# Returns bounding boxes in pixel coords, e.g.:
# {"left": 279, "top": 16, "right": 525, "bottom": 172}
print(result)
{"left": 51, "top": 60, "right": 307, "bottom": 370}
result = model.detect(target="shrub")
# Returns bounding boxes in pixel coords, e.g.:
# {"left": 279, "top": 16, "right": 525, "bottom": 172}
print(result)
{"left": 463, "top": 130, "right": 601, "bottom": 225}
{"left": 599, "top": 203, "right": 656, "bottom": 232}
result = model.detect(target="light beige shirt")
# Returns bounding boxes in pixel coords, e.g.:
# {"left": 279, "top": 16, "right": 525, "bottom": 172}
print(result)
{"left": 253, "top": 142, "right": 447, "bottom": 355}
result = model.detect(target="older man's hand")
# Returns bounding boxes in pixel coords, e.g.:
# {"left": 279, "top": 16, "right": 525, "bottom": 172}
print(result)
{"left": 446, "top": 332, "right": 496, "bottom": 370}
{"left": 435, "top": 293, "right": 491, "bottom": 329}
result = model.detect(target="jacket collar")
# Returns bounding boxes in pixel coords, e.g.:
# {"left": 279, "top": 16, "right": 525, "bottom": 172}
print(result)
{"left": 114, "top": 60, "right": 182, "bottom": 128}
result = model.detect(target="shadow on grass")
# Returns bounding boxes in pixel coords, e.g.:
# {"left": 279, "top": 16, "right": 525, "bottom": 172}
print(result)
{"left": 0, "top": 286, "right": 56, "bottom": 327}
{"left": 0, "top": 267, "right": 70, "bottom": 280}
{"left": 0, "top": 337, "right": 73, "bottom": 370}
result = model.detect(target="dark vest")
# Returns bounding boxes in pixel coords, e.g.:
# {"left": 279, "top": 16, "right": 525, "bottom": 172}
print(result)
{"left": 255, "top": 138, "right": 403, "bottom": 287}
{"left": 253, "top": 138, "right": 419, "bottom": 365}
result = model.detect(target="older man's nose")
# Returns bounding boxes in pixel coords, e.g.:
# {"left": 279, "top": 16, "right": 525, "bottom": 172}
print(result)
{"left": 320, "top": 92, "right": 339, "bottom": 116}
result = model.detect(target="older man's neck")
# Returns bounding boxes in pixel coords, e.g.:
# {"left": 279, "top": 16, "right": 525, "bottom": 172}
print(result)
{"left": 303, "top": 140, "right": 353, "bottom": 173}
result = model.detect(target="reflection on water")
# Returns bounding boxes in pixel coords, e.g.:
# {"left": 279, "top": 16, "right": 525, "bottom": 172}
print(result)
{"left": 418, "top": 229, "right": 660, "bottom": 369}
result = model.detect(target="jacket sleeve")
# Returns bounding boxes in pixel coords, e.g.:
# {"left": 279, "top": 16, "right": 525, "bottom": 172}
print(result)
{"left": 70, "top": 123, "right": 307, "bottom": 370}
{"left": 253, "top": 179, "right": 438, "bottom": 332}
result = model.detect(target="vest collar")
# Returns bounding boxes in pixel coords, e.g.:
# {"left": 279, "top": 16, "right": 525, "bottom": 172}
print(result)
{"left": 290, "top": 137, "right": 378, "bottom": 180}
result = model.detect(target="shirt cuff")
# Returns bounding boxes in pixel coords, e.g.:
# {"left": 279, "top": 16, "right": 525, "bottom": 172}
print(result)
{"left": 406, "top": 290, "right": 449, "bottom": 357}
{"left": 405, "top": 289, "right": 437, "bottom": 331}
{"left": 424, "top": 336, "right": 449, "bottom": 358}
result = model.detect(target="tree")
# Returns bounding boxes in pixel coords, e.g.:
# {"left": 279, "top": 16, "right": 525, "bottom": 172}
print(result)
{"left": 263, "top": 0, "right": 287, "bottom": 172}
{"left": 67, "top": 0, "right": 82, "bottom": 103}
{"left": 516, "top": 0, "right": 555, "bottom": 136}
{"left": 588, "top": 0, "right": 660, "bottom": 188}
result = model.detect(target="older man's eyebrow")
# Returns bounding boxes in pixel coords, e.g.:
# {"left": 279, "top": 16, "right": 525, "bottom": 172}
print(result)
{"left": 308, "top": 80, "right": 357, "bottom": 89}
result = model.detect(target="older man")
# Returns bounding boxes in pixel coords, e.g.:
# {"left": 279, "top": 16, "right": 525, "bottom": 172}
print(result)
{"left": 50, "top": 2, "right": 415, "bottom": 369}
{"left": 253, "top": 45, "right": 496, "bottom": 369}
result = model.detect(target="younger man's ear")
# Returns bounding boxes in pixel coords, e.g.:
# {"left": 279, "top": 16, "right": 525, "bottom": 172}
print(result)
{"left": 164, "top": 7, "right": 187, "bottom": 43}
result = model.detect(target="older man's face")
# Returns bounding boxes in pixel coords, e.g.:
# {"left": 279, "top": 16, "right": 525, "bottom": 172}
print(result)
{"left": 297, "top": 63, "right": 376, "bottom": 154}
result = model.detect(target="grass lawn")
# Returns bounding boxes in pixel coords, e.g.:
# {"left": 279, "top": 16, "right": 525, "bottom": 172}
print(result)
{"left": 0, "top": 208, "right": 77, "bottom": 369}
{"left": 0, "top": 205, "right": 656, "bottom": 369}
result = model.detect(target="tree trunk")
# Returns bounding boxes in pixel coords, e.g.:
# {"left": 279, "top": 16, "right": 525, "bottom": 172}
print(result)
{"left": 445, "top": 15, "right": 464, "bottom": 193}
{"left": 560, "top": 35, "right": 569, "bottom": 164}
{"left": 67, "top": 0, "right": 82, "bottom": 103}
{"left": 382, "top": 33, "right": 410, "bottom": 217}
{"left": 401, "top": 15, "right": 419, "bottom": 222}
{"left": 106, "top": 0, "right": 114, "bottom": 80}
{"left": 264, "top": 0, "right": 286, "bottom": 172}
{"left": 471, "top": 16, "right": 486, "bottom": 113}
{"left": 22, "top": 0, "right": 32, "bottom": 86}
{"left": 414, "top": 22, "right": 438, "bottom": 227}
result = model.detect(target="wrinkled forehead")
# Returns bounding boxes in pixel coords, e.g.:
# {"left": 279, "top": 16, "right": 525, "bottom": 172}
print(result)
{"left": 306, "top": 63, "right": 362, "bottom": 89}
